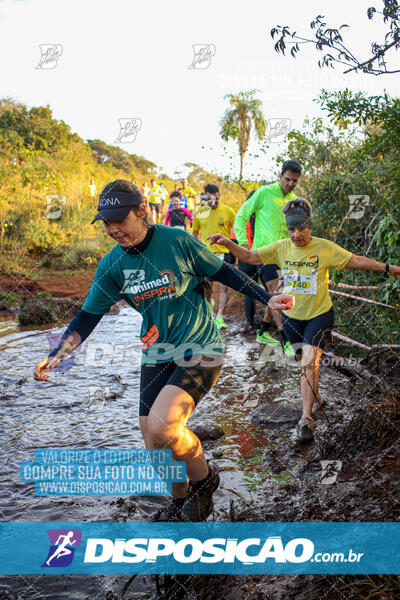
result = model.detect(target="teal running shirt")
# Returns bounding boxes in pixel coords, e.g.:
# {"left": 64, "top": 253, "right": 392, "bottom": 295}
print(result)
{"left": 83, "top": 225, "right": 224, "bottom": 364}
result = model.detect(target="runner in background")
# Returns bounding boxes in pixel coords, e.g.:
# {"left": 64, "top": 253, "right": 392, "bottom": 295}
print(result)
{"left": 232, "top": 190, "right": 259, "bottom": 332}
{"left": 148, "top": 178, "right": 163, "bottom": 224}
{"left": 234, "top": 160, "right": 302, "bottom": 357}
{"left": 88, "top": 179, "right": 97, "bottom": 202}
{"left": 192, "top": 184, "right": 236, "bottom": 330}
{"left": 181, "top": 178, "right": 197, "bottom": 212}
{"left": 141, "top": 182, "right": 150, "bottom": 207}
{"left": 33, "top": 179, "right": 293, "bottom": 521}
{"left": 159, "top": 182, "right": 169, "bottom": 210}
{"left": 165, "top": 191, "right": 193, "bottom": 230}
{"left": 168, "top": 190, "right": 188, "bottom": 210}
{"left": 209, "top": 198, "right": 400, "bottom": 442}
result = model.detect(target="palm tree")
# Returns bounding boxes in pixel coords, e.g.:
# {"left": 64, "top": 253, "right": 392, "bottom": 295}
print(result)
{"left": 220, "top": 90, "right": 267, "bottom": 185}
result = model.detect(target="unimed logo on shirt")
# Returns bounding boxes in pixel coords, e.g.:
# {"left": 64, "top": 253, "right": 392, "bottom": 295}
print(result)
{"left": 122, "top": 269, "right": 176, "bottom": 305}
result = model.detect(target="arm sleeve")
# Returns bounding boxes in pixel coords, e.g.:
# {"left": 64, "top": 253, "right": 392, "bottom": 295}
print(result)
{"left": 328, "top": 241, "right": 353, "bottom": 269}
{"left": 210, "top": 262, "right": 272, "bottom": 304}
{"left": 234, "top": 190, "right": 261, "bottom": 245}
{"left": 165, "top": 209, "right": 171, "bottom": 226}
{"left": 256, "top": 242, "right": 279, "bottom": 265}
{"left": 48, "top": 310, "right": 103, "bottom": 357}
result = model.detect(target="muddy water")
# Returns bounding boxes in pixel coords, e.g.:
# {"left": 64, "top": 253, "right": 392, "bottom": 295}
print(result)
{"left": 0, "top": 308, "right": 349, "bottom": 598}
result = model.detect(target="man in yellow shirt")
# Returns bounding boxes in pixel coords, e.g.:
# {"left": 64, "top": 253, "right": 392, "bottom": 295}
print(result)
{"left": 208, "top": 198, "right": 400, "bottom": 442}
{"left": 192, "top": 184, "right": 236, "bottom": 329}
{"left": 148, "top": 179, "right": 163, "bottom": 224}
{"left": 181, "top": 179, "right": 197, "bottom": 212}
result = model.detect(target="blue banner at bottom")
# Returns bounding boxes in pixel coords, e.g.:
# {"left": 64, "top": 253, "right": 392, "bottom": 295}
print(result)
{"left": 0, "top": 522, "right": 398, "bottom": 574}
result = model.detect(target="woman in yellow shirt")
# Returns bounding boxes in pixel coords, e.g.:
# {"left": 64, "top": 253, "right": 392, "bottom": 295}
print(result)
{"left": 208, "top": 199, "right": 400, "bottom": 442}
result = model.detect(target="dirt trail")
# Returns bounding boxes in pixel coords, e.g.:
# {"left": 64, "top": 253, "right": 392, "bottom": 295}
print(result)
{"left": 0, "top": 269, "right": 96, "bottom": 299}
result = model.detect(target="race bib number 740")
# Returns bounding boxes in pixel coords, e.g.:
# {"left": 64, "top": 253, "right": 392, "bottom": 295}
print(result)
{"left": 283, "top": 272, "right": 317, "bottom": 295}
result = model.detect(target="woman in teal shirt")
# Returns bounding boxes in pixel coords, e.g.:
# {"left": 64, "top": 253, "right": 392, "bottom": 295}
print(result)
{"left": 34, "top": 180, "right": 291, "bottom": 522}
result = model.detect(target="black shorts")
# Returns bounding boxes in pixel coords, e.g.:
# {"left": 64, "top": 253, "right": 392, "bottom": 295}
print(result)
{"left": 256, "top": 264, "right": 280, "bottom": 284}
{"left": 281, "top": 307, "right": 334, "bottom": 354}
{"left": 149, "top": 203, "right": 162, "bottom": 214}
{"left": 139, "top": 356, "right": 222, "bottom": 417}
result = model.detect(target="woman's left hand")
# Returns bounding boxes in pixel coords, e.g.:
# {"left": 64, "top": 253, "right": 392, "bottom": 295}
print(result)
{"left": 268, "top": 294, "right": 295, "bottom": 311}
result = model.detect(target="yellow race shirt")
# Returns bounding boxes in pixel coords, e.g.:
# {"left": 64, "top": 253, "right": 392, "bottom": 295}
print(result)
{"left": 149, "top": 185, "right": 162, "bottom": 205}
{"left": 182, "top": 186, "right": 196, "bottom": 212}
{"left": 257, "top": 237, "right": 352, "bottom": 320}
{"left": 192, "top": 203, "right": 236, "bottom": 253}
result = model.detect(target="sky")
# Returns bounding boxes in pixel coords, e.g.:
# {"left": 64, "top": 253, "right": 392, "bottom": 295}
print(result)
{"left": 1, "top": 0, "right": 399, "bottom": 182}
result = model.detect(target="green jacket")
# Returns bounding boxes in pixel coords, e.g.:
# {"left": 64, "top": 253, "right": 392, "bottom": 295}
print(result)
{"left": 234, "top": 181, "right": 297, "bottom": 248}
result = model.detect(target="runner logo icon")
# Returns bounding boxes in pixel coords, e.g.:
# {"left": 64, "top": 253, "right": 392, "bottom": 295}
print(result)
{"left": 121, "top": 270, "right": 146, "bottom": 294}
{"left": 319, "top": 460, "right": 342, "bottom": 485}
{"left": 42, "top": 529, "right": 82, "bottom": 567}
{"left": 188, "top": 44, "right": 216, "bottom": 69}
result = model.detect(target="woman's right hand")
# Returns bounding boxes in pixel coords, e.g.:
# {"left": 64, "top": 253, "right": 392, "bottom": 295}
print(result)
{"left": 34, "top": 357, "right": 61, "bottom": 381}
{"left": 207, "top": 233, "right": 230, "bottom": 247}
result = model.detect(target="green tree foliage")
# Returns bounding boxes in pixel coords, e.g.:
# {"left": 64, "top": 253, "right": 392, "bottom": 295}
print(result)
{"left": 275, "top": 92, "right": 400, "bottom": 349}
{"left": 88, "top": 139, "right": 157, "bottom": 175}
{"left": 271, "top": 0, "right": 400, "bottom": 75}
{"left": 0, "top": 100, "right": 79, "bottom": 150}
{"left": 316, "top": 88, "right": 400, "bottom": 266}
{"left": 220, "top": 90, "right": 267, "bottom": 185}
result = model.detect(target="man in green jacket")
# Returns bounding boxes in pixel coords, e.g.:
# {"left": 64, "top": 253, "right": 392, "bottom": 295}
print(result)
{"left": 234, "top": 160, "right": 302, "bottom": 357}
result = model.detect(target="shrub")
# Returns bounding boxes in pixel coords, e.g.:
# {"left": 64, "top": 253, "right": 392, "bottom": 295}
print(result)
{"left": 24, "top": 220, "right": 67, "bottom": 255}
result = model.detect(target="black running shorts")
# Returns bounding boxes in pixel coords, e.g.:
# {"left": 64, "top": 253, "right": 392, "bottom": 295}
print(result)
{"left": 139, "top": 355, "right": 222, "bottom": 416}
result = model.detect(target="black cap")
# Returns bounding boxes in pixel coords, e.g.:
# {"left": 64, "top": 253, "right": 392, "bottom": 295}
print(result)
{"left": 91, "top": 190, "right": 144, "bottom": 224}
{"left": 282, "top": 198, "right": 312, "bottom": 229}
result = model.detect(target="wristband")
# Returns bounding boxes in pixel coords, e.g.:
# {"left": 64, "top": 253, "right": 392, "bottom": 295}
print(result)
{"left": 384, "top": 263, "right": 390, "bottom": 278}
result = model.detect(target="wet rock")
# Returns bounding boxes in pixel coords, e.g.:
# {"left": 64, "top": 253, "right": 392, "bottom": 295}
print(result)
{"left": 250, "top": 403, "right": 301, "bottom": 428}
{"left": 190, "top": 421, "right": 224, "bottom": 440}
{"left": 19, "top": 296, "right": 81, "bottom": 325}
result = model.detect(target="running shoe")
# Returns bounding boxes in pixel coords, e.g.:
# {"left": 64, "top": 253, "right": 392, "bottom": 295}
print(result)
{"left": 256, "top": 330, "right": 280, "bottom": 345}
{"left": 215, "top": 316, "right": 227, "bottom": 329}
{"left": 282, "top": 340, "right": 296, "bottom": 358}
{"left": 152, "top": 497, "right": 185, "bottom": 522}
{"left": 296, "top": 416, "right": 317, "bottom": 442}
{"left": 181, "top": 464, "right": 220, "bottom": 521}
